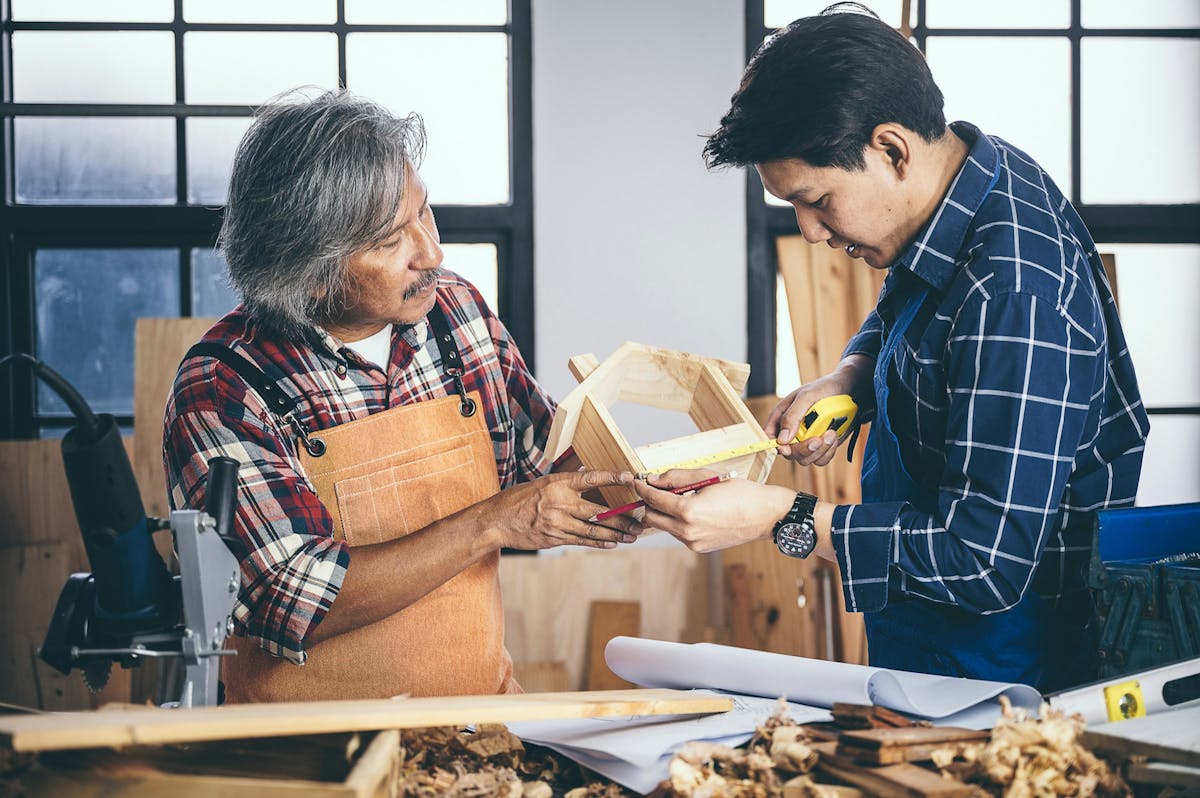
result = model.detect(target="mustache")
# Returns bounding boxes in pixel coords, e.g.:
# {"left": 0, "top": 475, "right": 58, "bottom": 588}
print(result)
{"left": 403, "top": 268, "right": 444, "bottom": 300}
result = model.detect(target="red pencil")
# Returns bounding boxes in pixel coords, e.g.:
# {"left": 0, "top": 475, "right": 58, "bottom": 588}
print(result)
{"left": 588, "top": 471, "right": 737, "bottom": 523}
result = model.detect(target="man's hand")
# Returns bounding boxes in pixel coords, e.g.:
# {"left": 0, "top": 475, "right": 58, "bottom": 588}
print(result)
{"left": 632, "top": 469, "right": 796, "bottom": 553}
{"left": 487, "top": 470, "right": 645, "bottom": 550}
{"left": 768, "top": 354, "right": 873, "bottom": 465}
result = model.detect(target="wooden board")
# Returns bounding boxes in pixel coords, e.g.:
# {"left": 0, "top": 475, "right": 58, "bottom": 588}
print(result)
{"left": 812, "top": 741, "right": 982, "bottom": 798}
{"left": 513, "top": 661, "right": 571, "bottom": 694}
{"left": 500, "top": 547, "right": 710, "bottom": 691}
{"left": 751, "top": 233, "right": 885, "bottom": 666}
{"left": 838, "top": 726, "right": 989, "bottom": 765}
{"left": 1081, "top": 704, "right": 1200, "bottom": 768}
{"left": 585, "top": 601, "right": 641, "bottom": 690}
{"left": 21, "top": 729, "right": 401, "bottom": 798}
{"left": 0, "top": 689, "right": 732, "bottom": 753}
{"left": 0, "top": 438, "right": 137, "bottom": 711}
{"left": 132, "top": 317, "right": 219, "bottom": 521}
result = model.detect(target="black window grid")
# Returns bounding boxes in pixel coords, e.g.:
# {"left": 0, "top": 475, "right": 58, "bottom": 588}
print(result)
{"left": 0, "top": 0, "right": 534, "bottom": 438}
{"left": 744, "top": 0, "right": 1200, "bottom": 422}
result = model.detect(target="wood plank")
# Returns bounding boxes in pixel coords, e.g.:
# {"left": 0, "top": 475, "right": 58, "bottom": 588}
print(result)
{"left": 343, "top": 729, "right": 402, "bottom": 798}
{"left": 839, "top": 726, "right": 990, "bottom": 765}
{"left": 784, "top": 780, "right": 865, "bottom": 798}
{"left": 18, "top": 768, "right": 357, "bottom": 798}
{"left": 568, "top": 353, "right": 601, "bottom": 383}
{"left": 585, "top": 601, "right": 641, "bottom": 690}
{"left": 831, "top": 702, "right": 914, "bottom": 729}
{"left": 812, "top": 741, "right": 982, "bottom": 798}
{"left": 132, "top": 317, "right": 219, "bottom": 522}
{"left": 839, "top": 726, "right": 989, "bottom": 750}
{"left": 0, "top": 689, "right": 732, "bottom": 752}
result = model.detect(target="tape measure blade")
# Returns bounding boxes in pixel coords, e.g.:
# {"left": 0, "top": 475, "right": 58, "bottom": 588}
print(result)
{"left": 657, "top": 438, "right": 776, "bottom": 472}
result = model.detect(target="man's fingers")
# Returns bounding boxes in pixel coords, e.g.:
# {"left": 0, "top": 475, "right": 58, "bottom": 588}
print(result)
{"left": 564, "top": 517, "right": 635, "bottom": 547}
{"left": 644, "top": 468, "right": 717, "bottom": 492}
{"left": 764, "top": 391, "right": 797, "bottom": 437}
{"left": 632, "top": 479, "right": 691, "bottom": 517}
{"left": 570, "top": 469, "right": 635, "bottom": 490}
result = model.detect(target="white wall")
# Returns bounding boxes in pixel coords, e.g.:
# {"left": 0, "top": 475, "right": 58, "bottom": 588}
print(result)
{"left": 532, "top": 0, "right": 747, "bottom": 447}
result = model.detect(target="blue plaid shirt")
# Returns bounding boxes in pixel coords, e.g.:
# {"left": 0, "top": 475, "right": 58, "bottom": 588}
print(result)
{"left": 832, "top": 122, "right": 1150, "bottom": 615}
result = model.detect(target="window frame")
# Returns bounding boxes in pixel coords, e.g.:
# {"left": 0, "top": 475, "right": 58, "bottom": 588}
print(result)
{"left": 0, "top": 0, "right": 534, "bottom": 438}
{"left": 744, "top": 0, "right": 1200, "bottom": 427}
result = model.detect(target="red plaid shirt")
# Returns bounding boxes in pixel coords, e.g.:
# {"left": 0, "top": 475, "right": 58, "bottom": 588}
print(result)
{"left": 164, "top": 272, "right": 556, "bottom": 663}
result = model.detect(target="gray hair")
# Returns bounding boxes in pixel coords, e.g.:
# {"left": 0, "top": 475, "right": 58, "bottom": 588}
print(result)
{"left": 219, "top": 88, "right": 427, "bottom": 338}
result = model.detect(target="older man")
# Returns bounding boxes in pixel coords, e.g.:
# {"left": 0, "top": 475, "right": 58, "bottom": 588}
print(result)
{"left": 164, "top": 90, "right": 642, "bottom": 703}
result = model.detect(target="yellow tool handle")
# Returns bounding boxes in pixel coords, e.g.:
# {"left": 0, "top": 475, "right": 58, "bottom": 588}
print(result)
{"left": 651, "top": 395, "right": 859, "bottom": 473}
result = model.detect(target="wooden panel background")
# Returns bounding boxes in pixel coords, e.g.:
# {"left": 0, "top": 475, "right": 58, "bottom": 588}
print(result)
{"left": 501, "top": 547, "right": 712, "bottom": 691}
{"left": 133, "top": 317, "right": 219, "bottom": 521}
{"left": 718, "top": 235, "right": 887, "bottom": 666}
{"left": 0, "top": 438, "right": 135, "bottom": 710}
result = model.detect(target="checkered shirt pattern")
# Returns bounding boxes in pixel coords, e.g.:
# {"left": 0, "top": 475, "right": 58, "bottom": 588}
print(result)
{"left": 164, "top": 271, "right": 556, "bottom": 663}
{"left": 832, "top": 122, "right": 1150, "bottom": 615}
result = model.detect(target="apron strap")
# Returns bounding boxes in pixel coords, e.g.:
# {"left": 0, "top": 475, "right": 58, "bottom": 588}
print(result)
{"left": 182, "top": 342, "right": 326, "bottom": 457}
{"left": 426, "top": 303, "right": 478, "bottom": 418}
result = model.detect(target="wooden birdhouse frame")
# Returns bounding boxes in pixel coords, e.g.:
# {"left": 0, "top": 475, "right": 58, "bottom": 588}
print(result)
{"left": 546, "top": 342, "right": 776, "bottom": 510}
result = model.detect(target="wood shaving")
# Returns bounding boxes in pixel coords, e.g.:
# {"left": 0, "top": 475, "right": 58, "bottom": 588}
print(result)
{"left": 664, "top": 699, "right": 831, "bottom": 797}
{"left": 395, "top": 724, "right": 632, "bottom": 797}
{"left": 932, "top": 696, "right": 1130, "bottom": 798}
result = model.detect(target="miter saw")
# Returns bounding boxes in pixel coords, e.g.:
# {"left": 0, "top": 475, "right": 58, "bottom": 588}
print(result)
{"left": 2, "top": 354, "right": 242, "bottom": 707}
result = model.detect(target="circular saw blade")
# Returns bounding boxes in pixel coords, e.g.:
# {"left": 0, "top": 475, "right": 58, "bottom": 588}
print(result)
{"left": 82, "top": 659, "right": 112, "bottom": 693}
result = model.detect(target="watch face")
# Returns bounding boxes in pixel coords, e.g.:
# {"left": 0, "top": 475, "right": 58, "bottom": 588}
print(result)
{"left": 776, "top": 520, "right": 816, "bottom": 558}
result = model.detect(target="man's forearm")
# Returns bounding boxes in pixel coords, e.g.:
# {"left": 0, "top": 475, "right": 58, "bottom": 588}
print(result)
{"left": 307, "top": 504, "right": 501, "bottom": 645}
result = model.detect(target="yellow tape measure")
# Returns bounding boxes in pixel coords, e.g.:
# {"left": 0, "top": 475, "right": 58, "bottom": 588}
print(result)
{"left": 653, "top": 394, "right": 859, "bottom": 473}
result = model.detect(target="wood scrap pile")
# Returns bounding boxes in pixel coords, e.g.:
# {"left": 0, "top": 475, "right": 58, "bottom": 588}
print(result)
{"left": 397, "top": 723, "right": 631, "bottom": 797}
{"left": 664, "top": 699, "right": 831, "bottom": 797}
{"left": 931, "top": 697, "right": 1130, "bottom": 798}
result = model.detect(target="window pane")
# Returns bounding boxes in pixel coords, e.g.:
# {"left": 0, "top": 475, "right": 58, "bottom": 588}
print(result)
{"left": 12, "top": 0, "right": 172, "bottom": 22}
{"left": 12, "top": 32, "right": 175, "bottom": 103}
{"left": 347, "top": 33, "right": 509, "bottom": 205}
{"left": 184, "top": 33, "right": 339, "bottom": 105}
{"left": 1082, "top": 38, "right": 1200, "bottom": 204}
{"left": 192, "top": 248, "right": 241, "bottom": 317}
{"left": 15, "top": 118, "right": 175, "bottom": 204}
{"left": 927, "top": 37, "right": 1072, "bottom": 191}
{"left": 345, "top": 0, "right": 506, "bottom": 25}
{"left": 187, "top": 117, "right": 254, "bottom": 205}
{"left": 1137, "top": 415, "right": 1200, "bottom": 506}
{"left": 776, "top": 274, "right": 801, "bottom": 393}
{"left": 35, "top": 249, "right": 180, "bottom": 416}
{"left": 184, "top": 0, "right": 335, "bottom": 24}
{"left": 1083, "top": 0, "right": 1200, "bottom": 29}
{"left": 764, "top": 0, "right": 912, "bottom": 30}
{"left": 1097, "top": 244, "right": 1200, "bottom": 407}
{"left": 926, "top": 0, "right": 1069, "bottom": 28}
{"left": 443, "top": 243, "right": 498, "bottom": 313}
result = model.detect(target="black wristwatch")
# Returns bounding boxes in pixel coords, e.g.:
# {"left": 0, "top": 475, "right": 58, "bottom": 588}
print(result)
{"left": 773, "top": 491, "right": 819, "bottom": 559}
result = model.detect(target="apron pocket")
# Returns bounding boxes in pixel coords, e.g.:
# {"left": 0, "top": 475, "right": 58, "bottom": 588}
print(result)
{"left": 335, "top": 444, "right": 483, "bottom": 545}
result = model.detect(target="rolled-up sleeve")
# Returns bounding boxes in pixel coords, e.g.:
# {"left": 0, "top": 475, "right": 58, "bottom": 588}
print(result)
{"left": 166, "top": 396, "right": 348, "bottom": 664}
{"left": 833, "top": 290, "right": 1098, "bottom": 614}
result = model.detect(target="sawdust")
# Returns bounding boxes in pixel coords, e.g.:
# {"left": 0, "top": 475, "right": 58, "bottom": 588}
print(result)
{"left": 396, "top": 723, "right": 632, "bottom": 797}
{"left": 932, "top": 696, "right": 1130, "bottom": 798}
{"left": 664, "top": 699, "right": 831, "bottom": 797}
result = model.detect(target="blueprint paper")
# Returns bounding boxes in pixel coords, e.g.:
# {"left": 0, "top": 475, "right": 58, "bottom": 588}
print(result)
{"left": 605, "top": 636, "right": 1042, "bottom": 727}
{"left": 509, "top": 691, "right": 830, "bottom": 794}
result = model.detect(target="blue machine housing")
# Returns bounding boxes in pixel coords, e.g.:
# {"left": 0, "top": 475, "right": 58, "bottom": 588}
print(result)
{"left": 1088, "top": 502, "right": 1200, "bottom": 678}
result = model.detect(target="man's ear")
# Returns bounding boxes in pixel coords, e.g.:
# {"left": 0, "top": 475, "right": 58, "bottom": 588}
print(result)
{"left": 869, "top": 124, "right": 912, "bottom": 180}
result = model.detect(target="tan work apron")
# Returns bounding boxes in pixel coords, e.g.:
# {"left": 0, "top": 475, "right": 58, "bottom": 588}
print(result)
{"left": 222, "top": 389, "right": 516, "bottom": 702}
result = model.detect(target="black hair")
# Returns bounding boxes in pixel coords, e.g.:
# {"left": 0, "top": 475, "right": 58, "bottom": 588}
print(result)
{"left": 704, "top": 3, "right": 946, "bottom": 170}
